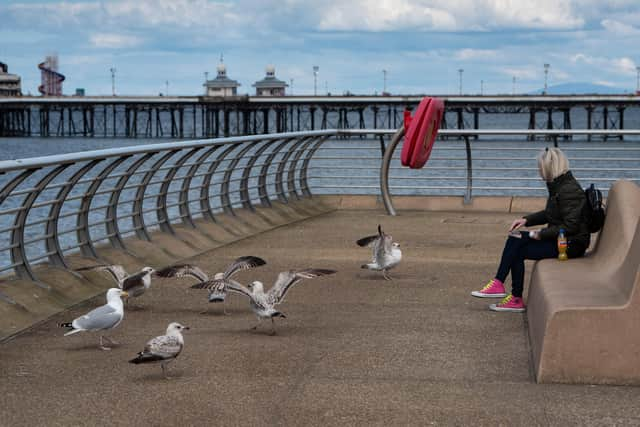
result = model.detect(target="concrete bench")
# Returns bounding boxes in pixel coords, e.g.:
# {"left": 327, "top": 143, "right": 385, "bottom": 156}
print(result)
{"left": 527, "top": 180, "right": 640, "bottom": 384}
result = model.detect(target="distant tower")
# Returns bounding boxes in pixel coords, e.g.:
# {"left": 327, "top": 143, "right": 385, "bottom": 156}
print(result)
{"left": 253, "top": 65, "right": 288, "bottom": 96}
{"left": 0, "top": 61, "right": 22, "bottom": 96}
{"left": 38, "top": 54, "right": 65, "bottom": 96}
{"left": 203, "top": 58, "right": 241, "bottom": 97}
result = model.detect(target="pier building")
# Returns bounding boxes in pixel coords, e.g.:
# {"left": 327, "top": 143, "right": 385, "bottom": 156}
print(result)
{"left": 253, "top": 65, "right": 288, "bottom": 96}
{"left": 0, "top": 62, "right": 21, "bottom": 96}
{"left": 203, "top": 62, "right": 241, "bottom": 97}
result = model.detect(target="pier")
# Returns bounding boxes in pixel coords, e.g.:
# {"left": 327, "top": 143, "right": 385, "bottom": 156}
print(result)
{"left": 1, "top": 129, "right": 640, "bottom": 424}
{"left": 1, "top": 94, "right": 639, "bottom": 139}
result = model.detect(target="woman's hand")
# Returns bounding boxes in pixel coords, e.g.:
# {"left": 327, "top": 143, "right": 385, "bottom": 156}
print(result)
{"left": 529, "top": 230, "right": 541, "bottom": 240}
{"left": 509, "top": 218, "right": 527, "bottom": 231}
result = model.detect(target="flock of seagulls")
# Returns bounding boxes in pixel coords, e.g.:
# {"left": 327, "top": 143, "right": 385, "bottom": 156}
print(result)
{"left": 58, "top": 224, "right": 402, "bottom": 378}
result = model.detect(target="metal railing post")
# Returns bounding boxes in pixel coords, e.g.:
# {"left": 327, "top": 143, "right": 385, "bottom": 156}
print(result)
{"left": 178, "top": 146, "right": 220, "bottom": 228}
{"left": 220, "top": 141, "right": 264, "bottom": 215}
{"left": 239, "top": 139, "right": 284, "bottom": 211}
{"left": 77, "top": 157, "right": 129, "bottom": 258}
{"left": 199, "top": 143, "right": 241, "bottom": 221}
{"left": 258, "top": 139, "right": 294, "bottom": 207}
{"left": 10, "top": 165, "right": 69, "bottom": 280}
{"left": 132, "top": 150, "right": 178, "bottom": 241}
{"left": 156, "top": 148, "right": 202, "bottom": 234}
{"left": 299, "top": 137, "right": 330, "bottom": 197}
{"left": 45, "top": 160, "right": 102, "bottom": 268}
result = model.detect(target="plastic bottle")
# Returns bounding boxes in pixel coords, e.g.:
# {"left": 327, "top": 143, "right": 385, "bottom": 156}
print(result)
{"left": 557, "top": 228, "right": 568, "bottom": 261}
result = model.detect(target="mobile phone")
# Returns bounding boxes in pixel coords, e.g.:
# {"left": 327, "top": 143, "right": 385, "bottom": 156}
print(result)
{"left": 508, "top": 230, "right": 522, "bottom": 238}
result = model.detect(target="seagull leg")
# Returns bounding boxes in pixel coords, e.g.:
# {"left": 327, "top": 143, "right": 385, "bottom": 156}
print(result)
{"left": 161, "top": 363, "right": 170, "bottom": 379}
{"left": 223, "top": 302, "right": 230, "bottom": 316}
{"left": 383, "top": 270, "right": 392, "bottom": 281}
{"left": 269, "top": 318, "right": 277, "bottom": 336}
{"left": 99, "top": 335, "right": 111, "bottom": 351}
{"left": 251, "top": 318, "right": 261, "bottom": 331}
{"left": 103, "top": 336, "right": 119, "bottom": 346}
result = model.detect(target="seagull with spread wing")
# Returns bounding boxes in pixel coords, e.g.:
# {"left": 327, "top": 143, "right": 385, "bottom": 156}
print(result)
{"left": 195, "top": 268, "right": 336, "bottom": 335}
{"left": 76, "top": 265, "right": 156, "bottom": 301}
{"left": 357, "top": 224, "right": 402, "bottom": 280}
{"left": 129, "top": 322, "right": 189, "bottom": 379}
{"left": 59, "top": 288, "right": 128, "bottom": 350}
{"left": 160, "top": 256, "right": 266, "bottom": 314}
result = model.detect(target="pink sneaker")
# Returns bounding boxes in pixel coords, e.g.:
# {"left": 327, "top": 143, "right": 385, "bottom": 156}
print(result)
{"left": 489, "top": 295, "right": 526, "bottom": 312}
{"left": 471, "top": 279, "right": 507, "bottom": 298}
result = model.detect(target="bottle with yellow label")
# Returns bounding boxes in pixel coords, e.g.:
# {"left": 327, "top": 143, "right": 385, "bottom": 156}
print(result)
{"left": 557, "top": 228, "right": 568, "bottom": 261}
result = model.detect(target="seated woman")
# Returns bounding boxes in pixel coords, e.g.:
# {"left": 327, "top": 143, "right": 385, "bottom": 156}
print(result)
{"left": 471, "top": 147, "right": 591, "bottom": 312}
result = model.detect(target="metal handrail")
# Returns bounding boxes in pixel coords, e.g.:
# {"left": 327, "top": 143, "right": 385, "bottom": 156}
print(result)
{"left": 0, "top": 128, "right": 639, "bottom": 280}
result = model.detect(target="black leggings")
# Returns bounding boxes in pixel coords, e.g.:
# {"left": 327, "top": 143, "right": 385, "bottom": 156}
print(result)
{"left": 495, "top": 232, "right": 558, "bottom": 298}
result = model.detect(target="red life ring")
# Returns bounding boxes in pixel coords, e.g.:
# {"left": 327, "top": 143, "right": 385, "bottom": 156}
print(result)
{"left": 400, "top": 97, "right": 444, "bottom": 169}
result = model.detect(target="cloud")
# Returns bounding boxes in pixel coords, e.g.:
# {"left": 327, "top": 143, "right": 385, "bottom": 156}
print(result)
{"left": 571, "top": 53, "right": 637, "bottom": 76}
{"left": 315, "top": 0, "right": 584, "bottom": 31}
{"left": 454, "top": 48, "right": 498, "bottom": 61}
{"left": 600, "top": 19, "right": 640, "bottom": 35}
{"left": 89, "top": 33, "right": 143, "bottom": 49}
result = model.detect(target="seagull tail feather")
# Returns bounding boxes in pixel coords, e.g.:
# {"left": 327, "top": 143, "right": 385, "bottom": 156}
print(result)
{"left": 129, "top": 352, "right": 164, "bottom": 364}
{"left": 62, "top": 326, "right": 82, "bottom": 336}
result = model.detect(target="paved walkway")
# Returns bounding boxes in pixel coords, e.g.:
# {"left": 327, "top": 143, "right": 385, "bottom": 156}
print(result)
{"left": 2, "top": 210, "right": 640, "bottom": 426}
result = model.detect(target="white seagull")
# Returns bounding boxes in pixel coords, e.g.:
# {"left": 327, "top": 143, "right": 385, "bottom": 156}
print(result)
{"left": 77, "top": 265, "right": 156, "bottom": 300}
{"left": 160, "top": 256, "right": 266, "bottom": 314}
{"left": 195, "top": 268, "right": 336, "bottom": 335}
{"left": 129, "top": 322, "right": 189, "bottom": 379}
{"left": 357, "top": 224, "right": 402, "bottom": 280}
{"left": 59, "top": 288, "right": 128, "bottom": 350}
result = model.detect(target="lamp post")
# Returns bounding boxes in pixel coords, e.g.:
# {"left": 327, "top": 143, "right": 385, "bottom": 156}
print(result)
{"left": 383, "top": 69, "right": 387, "bottom": 93}
{"left": 165, "top": 80, "right": 169, "bottom": 96}
{"left": 290, "top": 78, "right": 294, "bottom": 95}
{"left": 313, "top": 65, "right": 319, "bottom": 96}
{"left": 110, "top": 67, "right": 116, "bottom": 96}
{"left": 480, "top": 79, "right": 484, "bottom": 95}
{"left": 636, "top": 66, "right": 640, "bottom": 93}
{"left": 458, "top": 69, "right": 464, "bottom": 95}
{"left": 543, "top": 63, "right": 550, "bottom": 95}
{"left": 512, "top": 76, "right": 516, "bottom": 95}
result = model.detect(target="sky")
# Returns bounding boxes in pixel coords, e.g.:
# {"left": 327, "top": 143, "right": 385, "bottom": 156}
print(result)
{"left": 1, "top": 0, "right": 639, "bottom": 96}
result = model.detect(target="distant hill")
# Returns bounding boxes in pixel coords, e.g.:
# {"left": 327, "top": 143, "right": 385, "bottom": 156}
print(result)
{"left": 530, "top": 82, "right": 632, "bottom": 95}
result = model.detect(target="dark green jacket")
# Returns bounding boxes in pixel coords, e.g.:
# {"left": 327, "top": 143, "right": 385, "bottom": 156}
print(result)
{"left": 524, "top": 171, "right": 591, "bottom": 252}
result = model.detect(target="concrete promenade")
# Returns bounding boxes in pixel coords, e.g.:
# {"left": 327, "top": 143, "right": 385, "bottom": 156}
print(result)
{"left": 2, "top": 206, "right": 640, "bottom": 425}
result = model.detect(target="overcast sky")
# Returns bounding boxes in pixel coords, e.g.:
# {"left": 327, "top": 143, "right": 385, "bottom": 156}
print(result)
{"left": 1, "top": 0, "right": 639, "bottom": 96}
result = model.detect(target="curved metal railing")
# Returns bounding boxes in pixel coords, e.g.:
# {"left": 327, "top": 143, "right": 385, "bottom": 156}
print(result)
{"left": 1, "top": 128, "right": 639, "bottom": 280}
{"left": 0, "top": 131, "right": 333, "bottom": 281}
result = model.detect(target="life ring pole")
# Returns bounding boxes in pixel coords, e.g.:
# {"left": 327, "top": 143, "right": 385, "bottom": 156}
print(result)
{"left": 380, "top": 126, "right": 405, "bottom": 216}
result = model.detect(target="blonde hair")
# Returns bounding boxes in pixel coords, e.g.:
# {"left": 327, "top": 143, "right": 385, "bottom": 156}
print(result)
{"left": 537, "top": 147, "right": 569, "bottom": 182}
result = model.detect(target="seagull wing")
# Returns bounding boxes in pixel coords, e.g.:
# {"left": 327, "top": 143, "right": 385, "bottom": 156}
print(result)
{"left": 356, "top": 234, "right": 380, "bottom": 248}
{"left": 267, "top": 269, "right": 336, "bottom": 305}
{"left": 76, "top": 264, "right": 128, "bottom": 284}
{"left": 145, "top": 335, "right": 182, "bottom": 360}
{"left": 71, "top": 304, "right": 122, "bottom": 332}
{"left": 155, "top": 264, "right": 209, "bottom": 282}
{"left": 120, "top": 271, "right": 147, "bottom": 292}
{"left": 224, "top": 279, "right": 254, "bottom": 301}
{"left": 223, "top": 256, "right": 266, "bottom": 279}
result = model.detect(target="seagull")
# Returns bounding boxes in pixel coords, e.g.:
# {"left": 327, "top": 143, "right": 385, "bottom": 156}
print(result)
{"left": 76, "top": 265, "right": 156, "bottom": 301}
{"left": 59, "top": 288, "right": 128, "bottom": 350}
{"left": 129, "top": 322, "right": 189, "bottom": 379}
{"left": 195, "top": 268, "right": 336, "bottom": 335}
{"left": 159, "top": 256, "right": 266, "bottom": 314}
{"left": 357, "top": 224, "right": 402, "bottom": 280}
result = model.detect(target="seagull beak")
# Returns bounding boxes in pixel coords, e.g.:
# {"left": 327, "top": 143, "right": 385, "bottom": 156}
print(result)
{"left": 183, "top": 326, "right": 190, "bottom": 330}
{"left": 120, "top": 291, "right": 129, "bottom": 298}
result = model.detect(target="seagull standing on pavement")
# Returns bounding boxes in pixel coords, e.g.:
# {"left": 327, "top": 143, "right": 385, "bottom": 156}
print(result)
{"left": 129, "top": 322, "right": 189, "bottom": 379}
{"left": 59, "top": 288, "right": 128, "bottom": 350}
{"left": 195, "top": 268, "right": 336, "bottom": 335}
{"left": 161, "top": 256, "right": 266, "bottom": 314}
{"left": 357, "top": 224, "right": 402, "bottom": 280}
